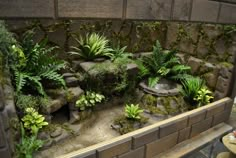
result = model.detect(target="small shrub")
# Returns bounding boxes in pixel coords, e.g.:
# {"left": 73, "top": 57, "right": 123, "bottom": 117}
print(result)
{"left": 70, "top": 33, "right": 113, "bottom": 61}
{"left": 16, "top": 124, "right": 44, "bottom": 158}
{"left": 181, "top": 76, "right": 204, "bottom": 105}
{"left": 76, "top": 91, "right": 105, "bottom": 111}
{"left": 125, "top": 104, "right": 144, "bottom": 120}
{"left": 22, "top": 108, "right": 48, "bottom": 135}
{"left": 16, "top": 94, "right": 48, "bottom": 111}
{"left": 194, "top": 88, "right": 214, "bottom": 107}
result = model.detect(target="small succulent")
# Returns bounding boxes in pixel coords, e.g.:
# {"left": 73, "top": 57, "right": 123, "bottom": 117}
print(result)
{"left": 76, "top": 91, "right": 105, "bottom": 111}
{"left": 125, "top": 104, "right": 144, "bottom": 120}
{"left": 194, "top": 88, "right": 214, "bottom": 107}
{"left": 22, "top": 108, "right": 48, "bottom": 135}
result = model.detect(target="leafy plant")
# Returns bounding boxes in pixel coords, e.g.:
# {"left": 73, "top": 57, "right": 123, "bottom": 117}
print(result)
{"left": 125, "top": 104, "right": 144, "bottom": 120}
{"left": 0, "top": 21, "right": 17, "bottom": 66}
{"left": 138, "top": 40, "right": 191, "bottom": 87}
{"left": 12, "top": 31, "right": 66, "bottom": 96}
{"left": 70, "top": 33, "right": 113, "bottom": 61}
{"left": 181, "top": 76, "right": 205, "bottom": 105}
{"left": 76, "top": 91, "right": 105, "bottom": 111}
{"left": 16, "top": 124, "right": 44, "bottom": 158}
{"left": 108, "top": 46, "right": 132, "bottom": 61}
{"left": 194, "top": 88, "right": 214, "bottom": 107}
{"left": 22, "top": 108, "right": 48, "bottom": 135}
{"left": 16, "top": 94, "right": 48, "bottom": 111}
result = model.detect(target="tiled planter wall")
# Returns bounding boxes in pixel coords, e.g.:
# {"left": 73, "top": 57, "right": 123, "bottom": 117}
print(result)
{"left": 59, "top": 97, "right": 233, "bottom": 158}
{"left": 1, "top": 0, "right": 236, "bottom": 24}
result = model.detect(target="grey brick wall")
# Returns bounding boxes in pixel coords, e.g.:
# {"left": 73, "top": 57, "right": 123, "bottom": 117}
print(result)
{"left": 0, "top": 0, "right": 236, "bottom": 24}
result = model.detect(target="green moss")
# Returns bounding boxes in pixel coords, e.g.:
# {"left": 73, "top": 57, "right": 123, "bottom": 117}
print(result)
{"left": 113, "top": 115, "right": 148, "bottom": 135}
{"left": 219, "top": 62, "right": 234, "bottom": 68}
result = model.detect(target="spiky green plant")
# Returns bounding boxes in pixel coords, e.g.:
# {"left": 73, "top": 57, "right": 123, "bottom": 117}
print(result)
{"left": 12, "top": 31, "right": 66, "bottom": 96}
{"left": 108, "top": 46, "right": 132, "bottom": 61}
{"left": 139, "top": 40, "right": 191, "bottom": 87}
{"left": 125, "top": 104, "right": 144, "bottom": 120}
{"left": 181, "top": 76, "right": 205, "bottom": 105}
{"left": 70, "top": 33, "right": 113, "bottom": 60}
{"left": 194, "top": 88, "right": 214, "bottom": 107}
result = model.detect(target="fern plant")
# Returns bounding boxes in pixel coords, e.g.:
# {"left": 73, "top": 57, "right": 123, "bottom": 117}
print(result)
{"left": 70, "top": 33, "right": 113, "bottom": 61}
{"left": 138, "top": 40, "right": 191, "bottom": 87}
{"left": 12, "top": 31, "right": 66, "bottom": 96}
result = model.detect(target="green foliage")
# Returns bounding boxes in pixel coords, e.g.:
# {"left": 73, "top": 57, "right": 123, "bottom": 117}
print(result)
{"left": 0, "top": 21, "right": 17, "bottom": 66}
{"left": 138, "top": 40, "right": 191, "bottom": 87}
{"left": 16, "top": 124, "right": 44, "bottom": 158}
{"left": 16, "top": 94, "right": 48, "bottom": 111}
{"left": 125, "top": 104, "right": 144, "bottom": 120}
{"left": 71, "top": 33, "right": 113, "bottom": 61}
{"left": 12, "top": 31, "right": 66, "bottom": 96}
{"left": 194, "top": 88, "right": 214, "bottom": 107}
{"left": 76, "top": 91, "right": 105, "bottom": 111}
{"left": 181, "top": 76, "right": 205, "bottom": 105}
{"left": 109, "top": 46, "right": 132, "bottom": 61}
{"left": 22, "top": 108, "right": 48, "bottom": 135}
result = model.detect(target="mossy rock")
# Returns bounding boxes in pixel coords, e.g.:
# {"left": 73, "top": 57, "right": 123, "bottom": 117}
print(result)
{"left": 112, "top": 115, "right": 148, "bottom": 135}
{"left": 141, "top": 94, "right": 188, "bottom": 116}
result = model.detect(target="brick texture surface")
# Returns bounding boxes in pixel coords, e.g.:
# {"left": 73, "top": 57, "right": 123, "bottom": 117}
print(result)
{"left": 218, "top": 3, "right": 236, "bottom": 23}
{"left": 190, "top": 117, "right": 213, "bottom": 138}
{"left": 172, "top": 0, "right": 192, "bottom": 21}
{"left": 58, "top": 0, "right": 123, "bottom": 18}
{"left": 146, "top": 132, "right": 178, "bottom": 158}
{"left": 206, "top": 102, "right": 225, "bottom": 118}
{"left": 212, "top": 110, "right": 231, "bottom": 126}
{"left": 132, "top": 128, "right": 159, "bottom": 149}
{"left": 118, "top": 146, "right": 145, "bottom": 158}
{"left": 159, "top": 117, "right": 188, "bottom": 138}
{"left": 191, "top": 0, "right": 220, "bottom": 22}
{"left": 0, "top": 0, "right": 54, "bottom": 18}
{"left": 178, "top": 127, "right": 191, "bottom": 143}
{"left": 188, "top": 110, "right": 207, "bottom": 125}
{"left": 97, "top": 139, "right": 131, "bottom": 158}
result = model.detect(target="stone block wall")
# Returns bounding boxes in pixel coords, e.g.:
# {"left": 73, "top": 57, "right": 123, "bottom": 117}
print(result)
{"left": 165, "top": 23, "right": 236, "bottom": 100}
{"left": 0, "top": 68, "right": 19, "bottom": 158}
{"left": 58, "top": 97, "right": 233, "bottom": 158}
{"left": 6, "top": 20, "right": 236, "bottom": 101}
{"left": 1, "top": 0, "right": 236, "bottom": 24}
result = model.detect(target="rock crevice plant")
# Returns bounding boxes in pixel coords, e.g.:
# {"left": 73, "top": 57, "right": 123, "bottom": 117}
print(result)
{"left": 76, "top": 91, "right": 105, "bottom": 111}
{"left": 125, "top": 104, "right": 144, "bottom": 120}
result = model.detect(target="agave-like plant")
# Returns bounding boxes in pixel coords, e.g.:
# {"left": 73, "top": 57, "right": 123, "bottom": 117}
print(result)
{"left": 70, "top": 33, "right": 113, "bottom": 61}
{"left": 125, "top": 104, "right": 144, "bottom": 120}
{"left": 139, "top": 40, "right": 191, "bottom": 87}
{"left": 181, "top": 76, "right": 205, "bottom": 105}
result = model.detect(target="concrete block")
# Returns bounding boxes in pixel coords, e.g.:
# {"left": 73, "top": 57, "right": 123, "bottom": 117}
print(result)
{"left": 178, "top": 127, "right": 191, "bottom": 143}
{"left": 190, "top": 117, "right": 213, "bottom": 138}
{"left": 118, "top": 146, "right": 145, "bottom": 158}
{"left": 188, "top": 110, "right": 206, "bottom": 125}
{"left": 146, "top": 132, "right": 178, "bottom": 158}
{"left": 172, "top": 0, "right": 191, "bottom": 21}
{"left": 132, "top": 128, "right": 159, "bottom": 149}
{"left": 159, "top": 117, "right": 187, "bottom": 138}
{"left": 212, "top": 110, "right": 231, "bottom": 126}
{"left": 58, "top": 0, "right": 123, "bottom": 19}
{"left": 97, "top": 138, "right": 131, "bottom": 158}
{"left": 206, "top": 102, "right": 225, "bottom": 118}
{"left": 191, "top": 0, "right": 220, "bottom": 22}
{"left": 0, "top": 0, "right": 54, "bottom": 18}
{"left": 218, "top": 3, "right": 236, "bottom": 24}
